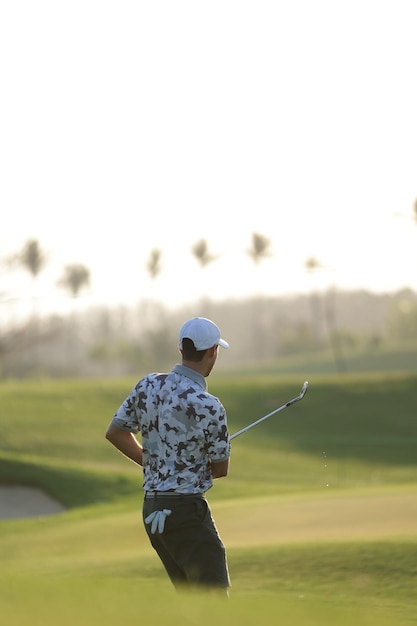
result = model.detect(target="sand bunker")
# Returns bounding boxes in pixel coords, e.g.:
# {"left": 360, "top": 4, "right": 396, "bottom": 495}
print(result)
{"left": 0, "top": 486, "right": 66, "bottom": 519}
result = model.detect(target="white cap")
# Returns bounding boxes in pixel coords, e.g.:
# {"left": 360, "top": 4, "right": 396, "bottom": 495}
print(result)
{"left": 179, "top": 317, "right": 229, "bottom": 351}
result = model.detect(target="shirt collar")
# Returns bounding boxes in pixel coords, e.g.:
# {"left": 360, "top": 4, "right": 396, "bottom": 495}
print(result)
{"left": 172, "top": 364, "right": 207, "bottom": 391}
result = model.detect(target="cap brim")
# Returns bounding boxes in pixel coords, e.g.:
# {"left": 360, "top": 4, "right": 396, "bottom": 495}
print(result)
{"left": 219, "top": 338, "right": 229, "bottom": 349}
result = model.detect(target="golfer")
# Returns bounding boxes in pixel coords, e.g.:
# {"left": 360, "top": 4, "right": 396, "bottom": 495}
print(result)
{"left": 105, "top": 317, "right": 231, "bottom": 593}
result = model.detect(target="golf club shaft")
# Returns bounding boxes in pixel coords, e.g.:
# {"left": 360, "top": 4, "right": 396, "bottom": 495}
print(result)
{"left": 230, "top": 381, "right": 308, "bottom": 440}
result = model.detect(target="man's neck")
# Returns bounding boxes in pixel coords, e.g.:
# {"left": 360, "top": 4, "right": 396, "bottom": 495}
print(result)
{"left": 181, "top": 359, "right": 206, "bottom": 377}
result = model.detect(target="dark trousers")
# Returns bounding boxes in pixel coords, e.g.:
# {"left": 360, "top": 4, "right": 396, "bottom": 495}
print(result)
{"left": 143, "top": 494, "right": 230, "bottom": 589}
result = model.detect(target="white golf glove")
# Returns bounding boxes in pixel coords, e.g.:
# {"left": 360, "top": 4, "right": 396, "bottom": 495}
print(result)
{"left": 144, "top": 509, "right": 172, "bottom": 534}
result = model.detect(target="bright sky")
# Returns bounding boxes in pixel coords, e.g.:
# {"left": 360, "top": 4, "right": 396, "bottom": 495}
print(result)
{"left": 1, "top": 1, "right": 416, "bottom": 320}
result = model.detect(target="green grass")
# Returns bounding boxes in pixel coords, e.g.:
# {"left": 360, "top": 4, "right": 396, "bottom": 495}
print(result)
{"left": 2, "top": 572, "right": 409, "bottom": 626}
{"left": 229, "top": 341, "right": 417, "bottom": 375}
{"left": 0, "top": 372, "right": 417, "bottom": 624}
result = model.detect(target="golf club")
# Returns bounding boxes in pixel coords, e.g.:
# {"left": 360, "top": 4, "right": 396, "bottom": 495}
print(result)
{"left": 230, "top": 381, "right": 309, "bottom": 440}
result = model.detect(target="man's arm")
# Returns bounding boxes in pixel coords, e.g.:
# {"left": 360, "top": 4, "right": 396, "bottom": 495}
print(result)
{"left": 105, "top": 423, "right": 143, "bottom": 466}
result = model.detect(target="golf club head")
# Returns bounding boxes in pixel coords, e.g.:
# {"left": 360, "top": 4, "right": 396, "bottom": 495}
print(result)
{"left": 300, "top": 381, "right": 309, "bottom": 398}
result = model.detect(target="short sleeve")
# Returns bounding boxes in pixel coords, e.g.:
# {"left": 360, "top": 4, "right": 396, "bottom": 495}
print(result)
{"left": 111, "top": 387, "right": 140, "bottom": 434}
{"left": 205, "top": 400, "right": 230, "bottom": 462}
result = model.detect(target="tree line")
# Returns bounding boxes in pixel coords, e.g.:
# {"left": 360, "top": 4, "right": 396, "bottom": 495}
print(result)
{"left": 3, "top": 193, "right": 417, "bottom": 315}
{"left": 1, "top": 199, "right": 416, "bottom": 379}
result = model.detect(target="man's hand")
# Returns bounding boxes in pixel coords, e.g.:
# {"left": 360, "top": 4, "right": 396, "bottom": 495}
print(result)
{"left": 210, "top": 458, "right": 229, "bottom": 479}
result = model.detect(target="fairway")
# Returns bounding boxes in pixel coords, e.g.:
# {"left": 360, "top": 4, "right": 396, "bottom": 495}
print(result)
{"left": 217, "top": 488, "right": 417, "bottom": 546}
{"left": 1, "top": 373, "right": 417, "bottom": 625}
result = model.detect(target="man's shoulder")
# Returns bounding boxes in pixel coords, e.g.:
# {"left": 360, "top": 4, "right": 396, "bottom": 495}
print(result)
{"left": 133, "top": 372, "right": 169, "bottom": 393}
{"left": 138, "top": 372, "right": 168, "bottom": 384}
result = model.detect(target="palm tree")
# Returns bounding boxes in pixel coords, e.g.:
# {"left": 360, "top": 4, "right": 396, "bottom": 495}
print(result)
{"left": 246, "top": 232, "right": 271, "bottom": 265}
{"left": 143, "top": 249, "right": 163, "bottom": 322}
{"left": 190, "top": 239, "right": 218, "bottom": 308}
{"left": 15, "top": 239, "right": 47, "bottom": 318}
{"left": 324, "top": 285, "right": 348, "bottom": 373}
{"left": 305, "top": 256, "right": 347, "bottom": 372}
{"left": 146, "top": 249, "right": 162, "bottom": 280}
{"left": 191, "top": 239, "right": 216, "bottom": 267}
{"left": 58, "top": 264, "right": 90, "bottom": 297}
{"left": 57, "top": 264, "right": 90, "bottom": 369}
{"left": 19, "top": 239, "right": 46, "bottom": 279}
{"left": 245, "top": 233, "right": 272, "bottom": 358}
{"left": 305, "top": 256, "right": 324, "bottom": 349}
{"left": 305, "top": 256, "right": 322, "bottom": 273}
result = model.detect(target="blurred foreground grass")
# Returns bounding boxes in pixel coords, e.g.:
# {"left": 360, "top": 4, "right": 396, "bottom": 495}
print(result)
{"left": 1, "top": 555, "right": 415, "bottom": 626}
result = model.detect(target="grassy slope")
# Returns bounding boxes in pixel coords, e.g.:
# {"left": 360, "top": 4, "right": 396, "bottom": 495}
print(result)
{"left": 0, "top": 372, "right": 416, "bottom": 625}
{"left": 1, "top": 372, "right": 416, "bottom": 497}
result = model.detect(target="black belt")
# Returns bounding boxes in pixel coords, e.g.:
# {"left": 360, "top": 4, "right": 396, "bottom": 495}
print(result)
{"left": 144, "top": 491, "right": 204, "bottom": 499}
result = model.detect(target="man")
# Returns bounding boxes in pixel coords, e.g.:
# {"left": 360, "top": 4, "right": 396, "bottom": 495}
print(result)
{"left": 105, "top": 316, "right": 231, "bottom": 593}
